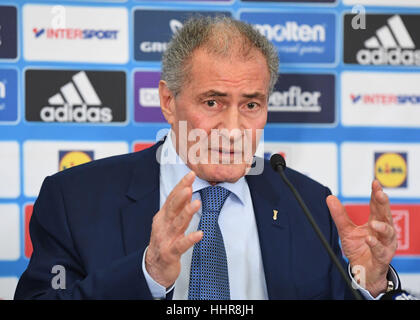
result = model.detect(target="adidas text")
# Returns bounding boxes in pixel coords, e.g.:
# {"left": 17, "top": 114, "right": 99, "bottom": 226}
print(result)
{"left": 40, "top": 104, "right": 113, "bottom": 123}
{"left": 356, "top": 48, "right": 420, "bottom": 65}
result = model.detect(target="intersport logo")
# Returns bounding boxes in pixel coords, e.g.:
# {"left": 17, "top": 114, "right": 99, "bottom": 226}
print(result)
{"left": 23, "top": 5, "right": 128, "bottom": 63}
{"left": 344, "top": 14, "right": 420, "bottom": 66}
{"left": 25, "top": 70, "right": 126, "bottom": 123}
{"left": 350, "top": 93, "right": 420, "bottom": 105}
{"left": 32, "top": 28, "right": 119, "bottom": 40}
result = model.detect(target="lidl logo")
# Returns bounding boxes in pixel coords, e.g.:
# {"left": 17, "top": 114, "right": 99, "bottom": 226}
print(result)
{"left": 374, "top": 152, "right": 407, "bottom": 188}
{"left": 59, "top": 150, "right": 94, "bottom": 171}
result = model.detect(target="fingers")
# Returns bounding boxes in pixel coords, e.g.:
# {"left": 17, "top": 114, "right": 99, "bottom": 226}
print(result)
{"left": 326, "top": 195, "right": 355, "bottom": 236}
{"left": 369, "top": 220, "right": 397, "bottom": 247}
{"left": 171, "top": 199, "right": 201, "bottom": 236}
{"left": 366, "top": 219, "right": 398, "bottom": 265}
{"left": 369, "top": 180, "right": 393, "bottom": 225}
{"left": 366, "top": 235, "right": 387, "bottom": 260}
{"left": 145, "top": 171, "right": 201, "bottom": 287}
{"left": 171, "top": 231, "right": 203, "bottom": 256}
{"left": 166, "top": 186, "right": 193, "bottom": 221}
{"left": 164, "top": 171, "right": 196, "bottom": 220}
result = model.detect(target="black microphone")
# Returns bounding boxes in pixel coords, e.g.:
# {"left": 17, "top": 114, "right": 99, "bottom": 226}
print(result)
{"left": 380, "top": 289, "right": 419, "bottom": 300}
{"left": 270, "top": 154, "right": 363, "bottom": 300}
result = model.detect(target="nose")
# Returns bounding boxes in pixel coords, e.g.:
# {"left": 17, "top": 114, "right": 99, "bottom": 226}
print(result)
{"left": 216, "top": 106, "right": 243, "bottom": 144}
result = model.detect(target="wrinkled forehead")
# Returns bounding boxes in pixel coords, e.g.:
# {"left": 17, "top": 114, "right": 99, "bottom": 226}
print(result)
{"left": 180, "top": 45, "right": 270, "bottom": 93}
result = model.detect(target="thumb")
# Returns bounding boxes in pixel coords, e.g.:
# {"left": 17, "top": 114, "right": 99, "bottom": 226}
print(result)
{"left": 326, "top": 195, "right": 355, "bottom": 237}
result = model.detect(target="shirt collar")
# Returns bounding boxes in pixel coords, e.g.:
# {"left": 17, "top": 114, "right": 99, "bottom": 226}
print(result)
{"left": 160, "top": 132, "right": 247, "bottom": 205}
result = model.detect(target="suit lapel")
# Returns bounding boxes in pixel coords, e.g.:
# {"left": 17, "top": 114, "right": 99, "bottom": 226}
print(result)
{"left": 119, "top": 144, "right": 298, "bottom": 299}
{"left": 120, "top": 142, "right": 162, "bottom": 255}
{"left": 246, "top": 168, "right": 297, "bottom": 299}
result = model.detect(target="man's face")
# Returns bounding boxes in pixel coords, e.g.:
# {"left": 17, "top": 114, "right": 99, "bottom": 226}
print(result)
{"left": 160, "top": 47, "right": 270, "bottom": 184}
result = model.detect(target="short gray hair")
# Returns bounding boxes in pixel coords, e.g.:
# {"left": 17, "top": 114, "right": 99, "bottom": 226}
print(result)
{"left": 161, "top": 15, "right": 279, "bottom": 96}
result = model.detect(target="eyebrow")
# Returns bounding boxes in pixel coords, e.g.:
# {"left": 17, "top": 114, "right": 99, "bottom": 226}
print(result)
{"left": 198, "top": 90, "right": 266, "bottom": 100}
{"left": 198, "top": 90, "right": 228, "bottom": 99}
{"left": 242, "top": 92, "right": 266, "bottom": 100}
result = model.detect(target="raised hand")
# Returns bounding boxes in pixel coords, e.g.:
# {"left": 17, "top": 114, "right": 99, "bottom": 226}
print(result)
{"left": 145, "top": 171, "right": 203, "bottom": 288}
{"left": 326, "top": 180, "right": 398, "bottom": 297}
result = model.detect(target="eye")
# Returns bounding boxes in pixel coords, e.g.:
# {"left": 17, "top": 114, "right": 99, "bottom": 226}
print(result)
{"left": 246, "top": 102, "right": 258, "bottom": 110}
{"left": 206, "top": 100, "right": 217, "bottom": 108}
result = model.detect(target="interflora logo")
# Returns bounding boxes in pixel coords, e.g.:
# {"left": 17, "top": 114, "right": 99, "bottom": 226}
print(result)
{"left": 374, "top": 152, "right": 408, "bottom": 188}
{"left": 267, "top": 73, "right": 335, "bottom": 124}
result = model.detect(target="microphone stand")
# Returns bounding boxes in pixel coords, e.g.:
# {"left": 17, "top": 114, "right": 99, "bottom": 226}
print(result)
{"left": 271, "top": 156, "right": 363, "bottom": 300}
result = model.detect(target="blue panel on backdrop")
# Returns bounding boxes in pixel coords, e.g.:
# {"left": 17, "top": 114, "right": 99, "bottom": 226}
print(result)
{"left": 134, "top": 10, "right": 232, "bottom": 62}
{"left": 268, "top": 73, "right": 335, "bottom": 124}
{"left": 0, "top": 6, "right": 17, "bottom": 59}
{"left": 240, "top": 12, "right": 336, "bottom": 64}
{"left": 0, "top": 69, "right": 18, "bottom": 122}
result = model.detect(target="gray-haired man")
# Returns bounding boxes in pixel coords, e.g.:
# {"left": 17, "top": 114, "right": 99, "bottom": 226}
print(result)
{"left": 16, "top": 16, "right": 399, "bottom": 300}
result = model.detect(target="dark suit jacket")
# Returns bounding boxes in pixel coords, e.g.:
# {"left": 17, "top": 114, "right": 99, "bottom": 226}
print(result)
{"left": 15, "top": 141, "right": 357, "bottom": 299}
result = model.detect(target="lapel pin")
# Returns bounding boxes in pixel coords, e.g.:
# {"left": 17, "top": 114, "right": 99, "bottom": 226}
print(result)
{"left": 273, "top": 209, "right": 278, "bottom": 221}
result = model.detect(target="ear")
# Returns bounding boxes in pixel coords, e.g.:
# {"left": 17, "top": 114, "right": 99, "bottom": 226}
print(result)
{"left": 159, "top": 80, "right": 176, "bottom": 125}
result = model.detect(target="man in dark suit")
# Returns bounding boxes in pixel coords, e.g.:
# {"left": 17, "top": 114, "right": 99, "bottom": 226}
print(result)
{"left": 15, "top": 16, "right": 399, "bottom": 300}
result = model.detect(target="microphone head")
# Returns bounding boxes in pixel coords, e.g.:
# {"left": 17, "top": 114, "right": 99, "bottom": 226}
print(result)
{"left": 270, "top": 153, "right": 286, "bottom": 171}
{"left": 380, "top": 289, "right": 419, "bottom": 300}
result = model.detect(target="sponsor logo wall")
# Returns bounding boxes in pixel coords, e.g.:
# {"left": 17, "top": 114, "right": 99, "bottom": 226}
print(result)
{"left": 0, "top": 0, "right": 419, "bottom": 299}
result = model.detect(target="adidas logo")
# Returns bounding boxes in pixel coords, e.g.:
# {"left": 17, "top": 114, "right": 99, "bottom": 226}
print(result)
{"left": 356, "top": 15, "right": 420, "bottom": 65}
{"left": 40, "top": 71, "right": 113, "bottom": 123}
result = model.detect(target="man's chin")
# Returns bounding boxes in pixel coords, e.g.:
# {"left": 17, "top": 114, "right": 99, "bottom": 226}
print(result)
{"left": 194, "top": 163, "right": 248, "bottom": 184}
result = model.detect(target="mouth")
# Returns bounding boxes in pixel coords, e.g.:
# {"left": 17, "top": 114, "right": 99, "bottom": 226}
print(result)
{"left": 210, "top": 148, "right": 241, "bottom": 155}
{"left": 207, "top": 149, "right": 247, "bottom": 166}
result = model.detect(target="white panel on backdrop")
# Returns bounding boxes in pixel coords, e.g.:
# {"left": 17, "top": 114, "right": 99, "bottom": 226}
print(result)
{"left": 23, "top": 5, "right": 128, "bottom": 63}
{"left": 263, "top": 142, "right": 338, "bottom": 195}
{"left": 344, "top": 0, "right": 420, "bottom": 7}
{"left": 0, "top": 277, "right": 18, "bottom": 300}
{"left": 24, "top": 141, "right": 129, "bottom": 197}
{"left": 0, "top": 204, "right": 20, "bottom": 261}
{"left": 399, "top": 274, "right": 420, "bottom": 297}
{"left": 341, "top": 143, "right": 420, "bottom": 197}
{"left": 341, "top": 72, "right": 420, "bottom": 127}
{"left": 0, "top": 141, "right": 20, "bottom": 198}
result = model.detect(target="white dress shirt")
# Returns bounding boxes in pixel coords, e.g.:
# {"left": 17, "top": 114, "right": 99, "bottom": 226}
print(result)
{"left": 142, "top": 134, "right": 398, "bottom": 300}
